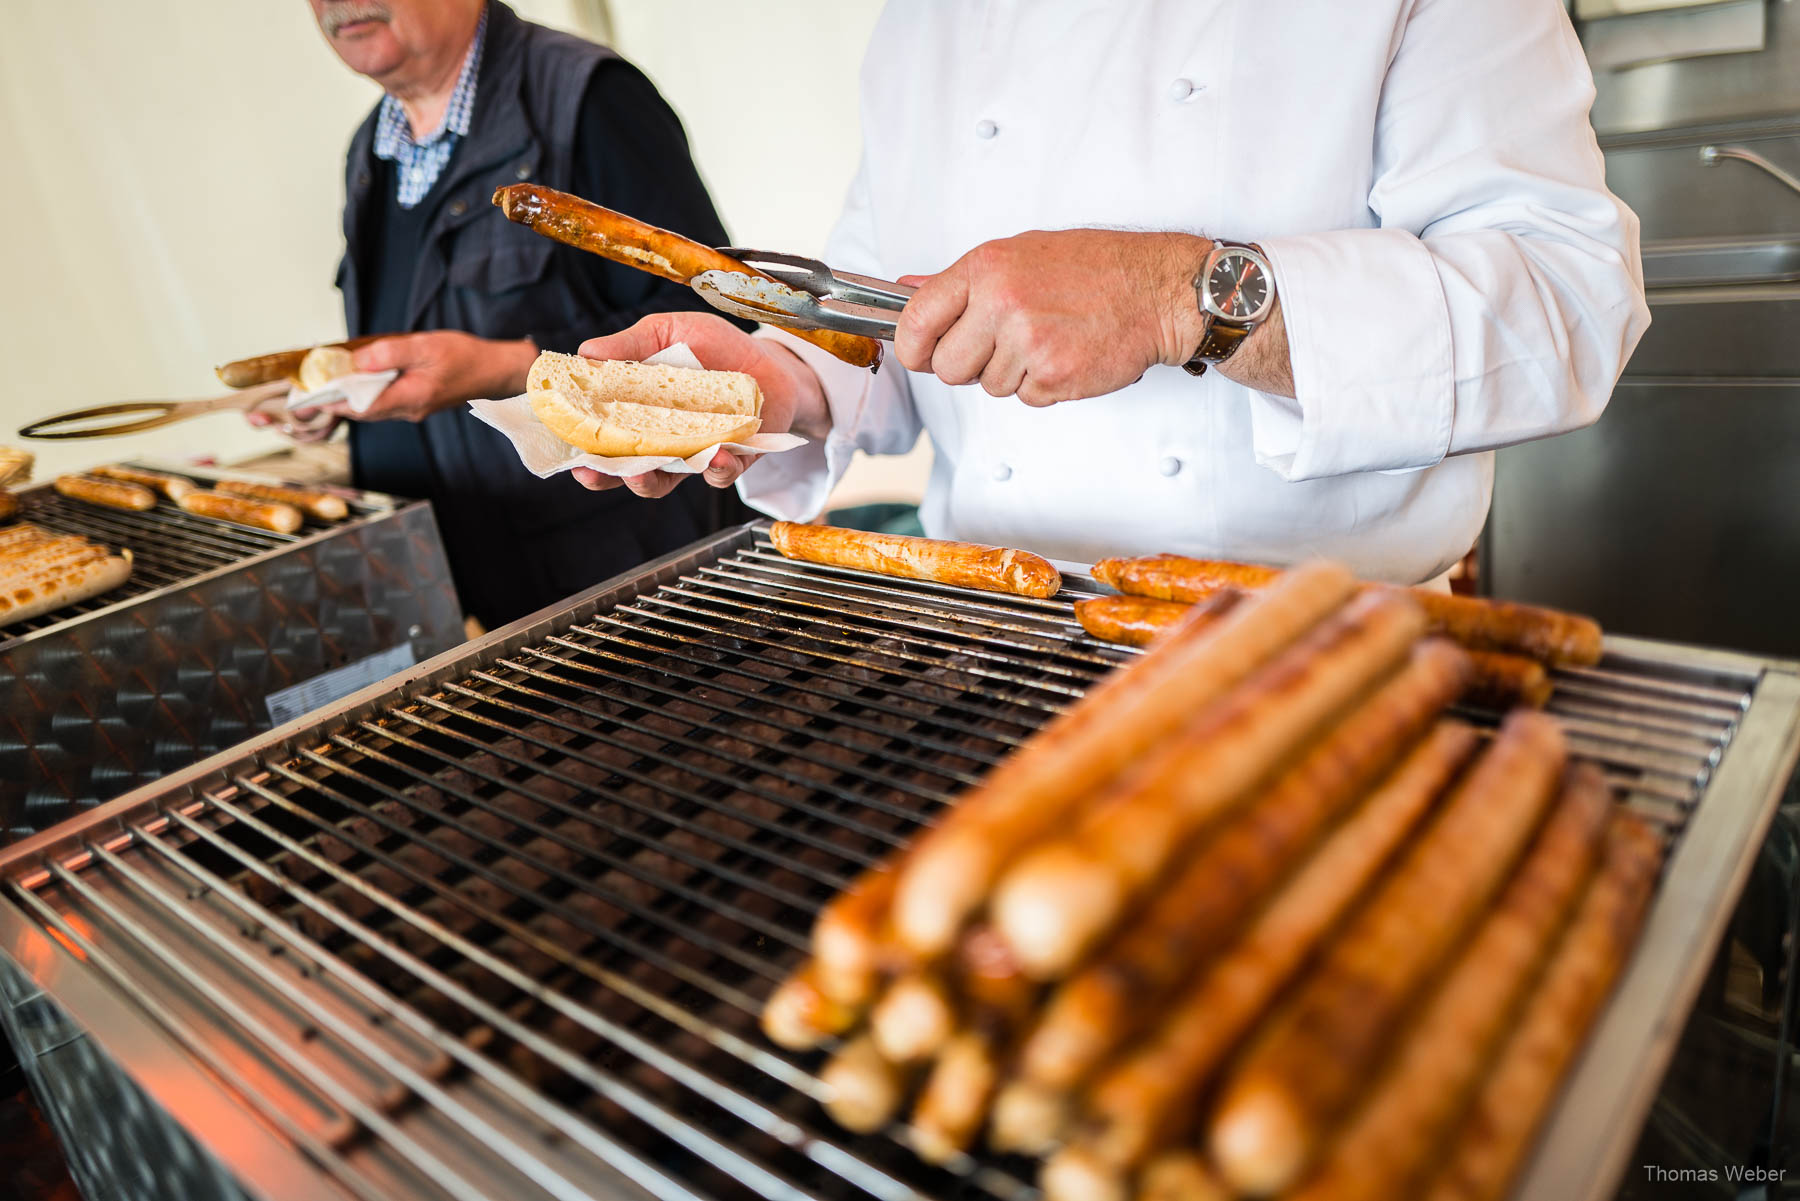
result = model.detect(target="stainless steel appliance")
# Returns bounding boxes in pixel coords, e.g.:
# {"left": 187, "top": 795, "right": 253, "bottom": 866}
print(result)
{"left": 0, "top": 466, "right": 463, "bottom": 839}
{"left": 1484, "top": 4, "right": 1800, "bottom": 656}
{"left": 0, "top": 523, "right": 1794, "bottom": 1201}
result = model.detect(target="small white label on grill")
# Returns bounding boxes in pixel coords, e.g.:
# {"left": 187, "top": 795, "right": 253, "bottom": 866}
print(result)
{"left": 266, "top": 642, "right": 416, "bottom": 726}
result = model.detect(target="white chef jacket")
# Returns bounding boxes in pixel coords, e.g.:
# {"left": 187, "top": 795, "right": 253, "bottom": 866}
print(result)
{"left": 737, "top": 0, "right": 1649, "bottom": 584}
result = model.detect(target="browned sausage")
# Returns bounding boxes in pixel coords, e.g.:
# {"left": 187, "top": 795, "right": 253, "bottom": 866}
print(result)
{"left": 1419, "top": 814, "right": 1662, "bottom": 1201}
{"left": 53, "top": 474, "right": 155, "bottom": 512}
{"left": 990, "top": 1080, "right": 1072, "bottom": 1156}
{"left": 910, "top": 1028, "right": 1003, "bottom": 1164}
{"left": 889, "top": 564, "right": 1353, "bottom": 960}
{"left": 216, "top": 479, "right": 350, "bottom": 522}
{"left": 1097, "top": 555, "right": 1602, "bottom": 667}
{"left": 1464, "top": 649, "right": 1554, "bottom": 709}
{"left": 1016, "top": 638, "right": 1469, "bottom": 1090}
{"left": 0, "top": 543, "right": 111, "bottom": 587}
{"left": 1207, "top": 710, "right": 1567, "bottom": 1196}
{"left": 1289, "top": 763, "right": 1614, "bottom": 1201}
{"left": 769, "top": 521, "right": 1062, "bottom": 598}
{"left": 992, "top": 589, "right": 1428, "bottom": 979}
{"left": 215, "top": 334, "right": 385, "bottom": 389}
{"left": 1073, "top": 595, "right": 1205, "bottom": 647}
{"left": 760, "top": 960, "right": 860, "bottom": 1051}
{"left": 1064, "top": 721, "right": 1481, "bottom": 1184}
{"left": 88, "top": 465, "right": 196, "bottom": 502}
{"left": 178, "top": 490, "right": 304, "bottom": 534}
{"left": 1135, "top": 1153, "right": 1233, "bottom": 1201}
{"left": 812, "top": 858, "right": 901, "bottom": 1007}
{"left": 0, "top": 491, "right": 17, "bottom": 526}
{"left": 493, "top": 184, "right": 884, "bottom": 370}
{"left": 819, "top": 1035, "right": 909, "bottom": 1134}
{"left": 0, "top": 552, "right": 132, "bottom": 627}
{"left": 869, "top": 971, "right": 956, "bottom": 1064}
{"left": 1079, "top": 596, "right": 1556, "bottom": 708}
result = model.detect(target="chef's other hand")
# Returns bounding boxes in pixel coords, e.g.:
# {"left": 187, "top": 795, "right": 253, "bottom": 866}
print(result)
{"left": 570, "top": 311, "right": 827, "bottom": 498}
{"left": 323, "top": 331, "right": 539, "bottom": 424}
{"left": 894, "top": 229, "right": 1212, "bottom": 406}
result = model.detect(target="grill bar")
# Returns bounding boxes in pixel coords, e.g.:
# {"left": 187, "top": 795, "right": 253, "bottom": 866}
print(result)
{"left": 0, "top": 525, "right": 1783, "bottom": 1201}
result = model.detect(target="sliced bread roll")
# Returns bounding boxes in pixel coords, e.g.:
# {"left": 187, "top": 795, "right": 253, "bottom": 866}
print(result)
{"left": 527, "top": 351, "right": 763, "bottom": 458}
{"left": 296, "top": 345, "right": 356, "bottom": 390}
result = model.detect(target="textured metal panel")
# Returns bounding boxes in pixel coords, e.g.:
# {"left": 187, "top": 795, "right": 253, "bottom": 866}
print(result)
{"left": 0, "top": 484, "right": 462, "bottom": 840}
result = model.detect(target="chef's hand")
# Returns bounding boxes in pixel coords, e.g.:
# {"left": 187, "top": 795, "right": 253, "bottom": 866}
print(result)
{"left": 323, "top": 331, "right": 538, "bottom": 423}
{"left": 570, "top": 311, "right": 827, "bottom": 498}
{"left": 894, "top": 229, "right": 1212, "bottom": 406}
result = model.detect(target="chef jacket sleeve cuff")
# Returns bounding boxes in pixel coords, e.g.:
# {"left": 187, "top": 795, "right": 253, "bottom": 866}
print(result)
{"left": 1254, "top": 229, "right": 1455, "bottom": 481}
{"left": 734, "top": 327, "right": 875, "bottom": 521}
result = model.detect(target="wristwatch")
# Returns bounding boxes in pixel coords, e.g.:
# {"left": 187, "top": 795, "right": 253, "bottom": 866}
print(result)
{"left": 1181, "top": 241, "right": 1277, "bottom": 376}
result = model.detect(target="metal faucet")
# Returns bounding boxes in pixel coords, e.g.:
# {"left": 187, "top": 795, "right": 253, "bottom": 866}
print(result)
{"left": 1700, "top": 145, "right": 1800, "bottom": 200}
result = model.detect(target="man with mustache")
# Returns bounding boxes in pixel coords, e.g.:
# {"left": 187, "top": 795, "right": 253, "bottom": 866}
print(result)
{"left": 282, "top": 0, "right": 748, "bottom": 629}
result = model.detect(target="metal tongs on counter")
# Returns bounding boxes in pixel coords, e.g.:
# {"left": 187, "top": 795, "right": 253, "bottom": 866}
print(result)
{"left": 692, "top": 249, "right": 916, "bottom": 341}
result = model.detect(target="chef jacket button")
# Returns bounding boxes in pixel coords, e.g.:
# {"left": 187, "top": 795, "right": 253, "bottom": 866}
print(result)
{"left": 1158, "top": 456, "right": 1183, "bottom": 477}
{"left": 976, "top": 119, "right": 999, "bottom": 139}
{"left": 992, "top": 463, "right": 1013, "bottom": 482}
{"left": 515, "top": 162, "right": 531, "bottom": 180}
{"left": 448, "top": 199, "right": 469, "bottom": 217}
{"left": 1170, "top": 78, "right": 1196, "bottom": 101}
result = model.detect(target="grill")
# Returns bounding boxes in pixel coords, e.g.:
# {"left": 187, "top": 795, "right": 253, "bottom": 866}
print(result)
{"left": 0, "top": 465, "right": 463, "bottom": 834}
{"left": 3, "top": 485, "right": 300, "bottom": 639}
{"left": 0, "top": 522, "right": 1796, "bottom": 1201}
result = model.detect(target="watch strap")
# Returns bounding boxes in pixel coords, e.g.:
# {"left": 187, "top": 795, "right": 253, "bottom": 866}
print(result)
{"left": 1180, "top": 317, "right": 1252, "bottom": 377}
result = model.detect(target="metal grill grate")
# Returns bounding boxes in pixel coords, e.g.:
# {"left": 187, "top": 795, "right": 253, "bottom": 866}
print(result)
{"left": 0, "top": 529, "right": 1778, "bottom": 1201}
{"left": 5, "top": 484, "right": 301, "bottom": 638}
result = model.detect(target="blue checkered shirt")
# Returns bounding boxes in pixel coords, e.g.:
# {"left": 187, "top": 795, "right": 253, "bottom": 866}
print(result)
{"left": 373, "top": 5, "right": 488, "bottom": 208}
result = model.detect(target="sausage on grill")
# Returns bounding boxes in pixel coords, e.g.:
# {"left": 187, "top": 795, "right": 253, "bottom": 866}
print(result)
{"left": 889, "top": 566, "right": 1352, "bottom": 961}
{"left": 1095, "top": 555, "right": 1603, "bottom": 666}
{"left": 761, "top": 961, "right": 860, "bottom": 1051}
{"left": 1077, "top": 594, "right": 1556, "bottom": 708}
{"left": 993, "top": 590, "right": 1428, "bottom": 979}
{"left": 1073, "top": 595, "right": 1205, "bottom": 647}
{"left": 870, "top": 971, "right": 956, "bottom": 1064}
{"left": 1207, "top": 710, "right": 1568, "bottom": 1196}
{"left": 0, "top": 552, "right": 132, "bottom": 627}
{"left": 1018, "top": 640, "right": 1468, "bottom": 1092}
{"left": 88, "top": 465, "right": 196, "bottom": 502}
{"left": 1067, "top": 721, "right": 1481, "bottom": 1182}
{"left": 1289, "top": 763, "right": 1614, "bottom": 1201}
{"left": 769, "top": 522, "right": 1062, "bottom": 598}
{"left": 820, "top": 1035, "right": 909, "bottom": 1134}
{"left": 178, "top": 490, "right": 304, "bottom": 534}
{"left": 1419, "top": 814, "right": 1663, "bottom": 1201}
{"left": 217, "top": 479, "right": 349, "bottom": 522}
{"left": 53, "top": 474, "right": 156, "bottom": 512}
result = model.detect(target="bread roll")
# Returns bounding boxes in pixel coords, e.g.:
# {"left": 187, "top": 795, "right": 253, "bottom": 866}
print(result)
{"left": 296, "top": 345, "right": 356, "bottom": 391}
{"left": 526, "top": 350, "right": 762, "bottom": 458}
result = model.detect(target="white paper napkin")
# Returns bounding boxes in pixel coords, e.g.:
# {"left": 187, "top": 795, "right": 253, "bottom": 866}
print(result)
{"left": 285, "top": 370, "right": 401, "bottom": 415}
{"left": 466, "top": 343, "right": 806, "bottom": 479}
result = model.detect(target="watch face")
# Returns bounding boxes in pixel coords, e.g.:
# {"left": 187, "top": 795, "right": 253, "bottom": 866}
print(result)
{"left": 1205, "top": 248, "right": 1272, "bottom": 322}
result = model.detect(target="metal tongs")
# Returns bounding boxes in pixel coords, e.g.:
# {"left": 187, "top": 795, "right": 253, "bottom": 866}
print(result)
{"left": 692, "top": 249, "right": 915, "bottom": 341}
{"left": 18, "top": 380, "right": 333, "bottom": 441}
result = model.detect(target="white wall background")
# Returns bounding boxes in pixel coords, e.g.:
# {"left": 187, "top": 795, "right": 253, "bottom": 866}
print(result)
{"left": 0, "top": 0, "right": 927, "bottom": 504}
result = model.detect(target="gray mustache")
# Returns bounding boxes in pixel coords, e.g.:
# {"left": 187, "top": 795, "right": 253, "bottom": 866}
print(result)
{"left": 320, "top": 1, "right": 393, "bottom": 36}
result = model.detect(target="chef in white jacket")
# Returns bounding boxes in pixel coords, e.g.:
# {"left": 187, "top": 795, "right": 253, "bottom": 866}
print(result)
{"left": 573, "top": 0, "right": 1649, "bottom": 585}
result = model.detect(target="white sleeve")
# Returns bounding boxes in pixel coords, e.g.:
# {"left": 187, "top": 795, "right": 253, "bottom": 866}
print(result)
{"left": 1248, "top": 0, "right": 1649, "bottom": 482}
{"left": 735, "top": 150, "right": 920, "bottom": 521}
